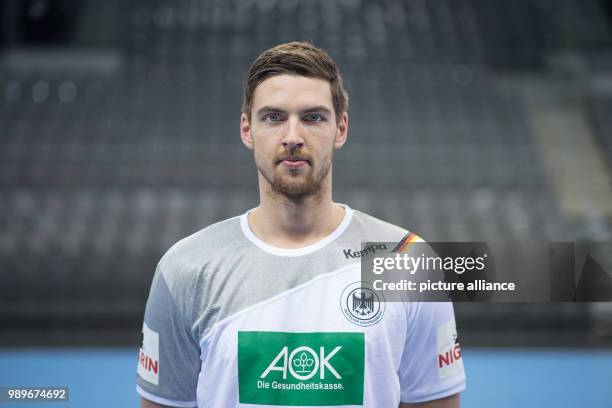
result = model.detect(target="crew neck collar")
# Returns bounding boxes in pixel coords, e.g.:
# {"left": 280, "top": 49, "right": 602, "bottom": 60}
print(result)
{"left": 240, "top": 204, "right": 353, "bottom": 257}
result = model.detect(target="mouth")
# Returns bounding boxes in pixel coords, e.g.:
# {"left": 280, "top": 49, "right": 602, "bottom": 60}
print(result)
{"left": 278, "top": 156, "right": 309, "bottom": 168}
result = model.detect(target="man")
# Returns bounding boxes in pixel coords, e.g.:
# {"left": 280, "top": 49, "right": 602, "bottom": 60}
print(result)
{"left": 137, "top": 41, "right": 465, "bottom": 408}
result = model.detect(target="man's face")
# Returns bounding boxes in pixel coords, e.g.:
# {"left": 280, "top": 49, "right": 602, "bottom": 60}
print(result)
{"left": 241, "top": 74, "right": 348, "bottom": 199}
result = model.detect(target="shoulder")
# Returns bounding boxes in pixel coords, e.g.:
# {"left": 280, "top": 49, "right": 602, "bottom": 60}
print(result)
{"left": 162, "top": 215, "right": 243, "bottom": 263}
{"left": 349, "top": 209, "right": 419, "bottom": 243}
{"left": 157, "top": 214, "right": 245, "bottom": 289}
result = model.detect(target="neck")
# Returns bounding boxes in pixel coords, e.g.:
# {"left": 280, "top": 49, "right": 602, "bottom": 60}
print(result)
{"left": 248, "top": 174, "right": 345, "bottom": 249}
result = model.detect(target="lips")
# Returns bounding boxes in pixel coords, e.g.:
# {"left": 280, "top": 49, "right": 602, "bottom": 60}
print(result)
{"left": 277, "top": 155, "right": 310, "bottom": 168}
{"left": 281, "top": 159, "right": 307, "bottom": 168}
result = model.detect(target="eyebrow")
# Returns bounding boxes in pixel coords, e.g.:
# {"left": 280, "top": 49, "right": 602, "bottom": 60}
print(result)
{"left": 256, "top": 106, "right": 333, "bottom": 116}
{"left": 256, "top": 107, "right": 285, "bottom": 116}
{"left": 302, "top": 106, "right": 333, "bottom": 115}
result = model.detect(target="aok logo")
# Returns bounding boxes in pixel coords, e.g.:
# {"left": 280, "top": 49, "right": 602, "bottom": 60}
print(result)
{"left": 238, "top": 331, "right": 364, "bottom": 405}
{"left": 260, "top": 346, "right": 342, "bottom": 380}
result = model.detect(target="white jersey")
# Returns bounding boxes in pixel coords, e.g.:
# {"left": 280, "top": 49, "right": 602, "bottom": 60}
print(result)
{"left": 136, "top": 205, "right": 466, "bottom": 407}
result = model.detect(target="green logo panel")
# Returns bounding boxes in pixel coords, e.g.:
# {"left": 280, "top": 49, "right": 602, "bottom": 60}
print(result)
{"left": 238, "top": 331, "right": 364, "bottom": 406}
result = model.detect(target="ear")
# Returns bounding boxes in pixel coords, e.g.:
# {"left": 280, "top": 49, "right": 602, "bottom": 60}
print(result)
{"left": 333, "top": 111, "right": 348, "bottom": 149}
{"left": 240, "top": 112, "right": 254, "bottom": 150}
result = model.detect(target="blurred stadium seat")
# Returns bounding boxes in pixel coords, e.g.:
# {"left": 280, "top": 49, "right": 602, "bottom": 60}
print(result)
{"left": 1, "top": 0, "right": 612, "bottom": 346}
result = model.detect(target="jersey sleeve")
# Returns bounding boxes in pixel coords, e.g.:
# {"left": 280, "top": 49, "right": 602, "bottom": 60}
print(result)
{"left": 398, "top": 301, "right": 466, "bottom": 403}
{"left": 136, "top": 263, "right": 200, "bottom": 407}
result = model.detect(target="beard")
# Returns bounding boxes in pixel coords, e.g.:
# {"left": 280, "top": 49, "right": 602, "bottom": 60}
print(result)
{"left": 256, "top": 147, "right": 333, "bottom": 199}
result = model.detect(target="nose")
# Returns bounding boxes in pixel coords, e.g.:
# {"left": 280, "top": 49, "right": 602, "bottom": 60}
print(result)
{"left": 282, "top": 116, "right": 304, "bottom": 150}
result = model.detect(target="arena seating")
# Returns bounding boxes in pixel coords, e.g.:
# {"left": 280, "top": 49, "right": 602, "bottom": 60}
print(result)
{"left": 1, "top": 0, "right": 610, "bottom": 344}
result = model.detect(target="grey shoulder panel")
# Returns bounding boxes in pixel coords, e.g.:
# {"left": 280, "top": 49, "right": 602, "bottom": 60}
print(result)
{"left": 138, "top": 264, "right": 201, "bottom": 403}
{"left": 349, "top": 210, "right": 411, "bottom": 242}
{"left": 157, "top": 215, "right": 247, "bottom": 336}
{"left": 160, "top": 215, "right": 243, "bottom": 272}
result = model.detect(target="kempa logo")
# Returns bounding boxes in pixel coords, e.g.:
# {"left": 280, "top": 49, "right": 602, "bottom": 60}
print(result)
{"left": 261, "top": 345, "right": 342, "bottom": 381}
{"left": 342, "top": 243, "right": 387, "bottom": 259}
{"left": 238, "top": 332, "right": 364, "bottom": 405}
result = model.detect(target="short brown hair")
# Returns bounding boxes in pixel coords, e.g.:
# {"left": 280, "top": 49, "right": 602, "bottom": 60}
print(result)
{"left": 241, "top": 41, "right": 349, "bottom": 123}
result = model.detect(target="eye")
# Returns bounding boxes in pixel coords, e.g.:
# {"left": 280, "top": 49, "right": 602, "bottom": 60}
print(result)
{"left": 303, "top": 113, "right": 326, "bottom": 123}
{"left": 262, "top": 112, "right": 284, "bottom": 122}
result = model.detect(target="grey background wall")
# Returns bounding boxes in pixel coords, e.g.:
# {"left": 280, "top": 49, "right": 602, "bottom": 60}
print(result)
{"left": 1, "top": 0, "right": 612, "bottom": 347}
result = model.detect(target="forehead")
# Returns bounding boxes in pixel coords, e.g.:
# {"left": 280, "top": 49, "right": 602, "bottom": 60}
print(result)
{"left": 251, "top": 74, "right": 333, "bottom": 111}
